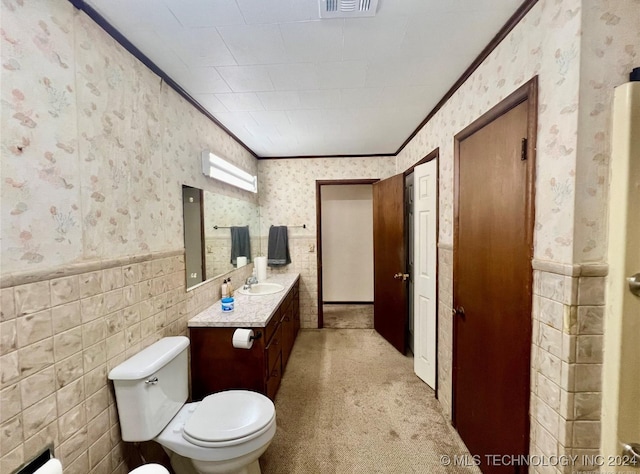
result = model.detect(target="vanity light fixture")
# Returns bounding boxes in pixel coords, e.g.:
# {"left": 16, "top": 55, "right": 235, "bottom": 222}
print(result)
{"left": 201, "top": 151, "right": 257, "bottom": 193}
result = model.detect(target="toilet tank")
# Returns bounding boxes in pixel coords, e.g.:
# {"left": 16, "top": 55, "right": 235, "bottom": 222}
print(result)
{"left": 108, "top": 336, "right": 190, "bottom": 441}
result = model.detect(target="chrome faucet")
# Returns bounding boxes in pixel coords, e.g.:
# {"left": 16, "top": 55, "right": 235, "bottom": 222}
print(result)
{"left": 244, "top": 274, "right": 258, "bottom": 289}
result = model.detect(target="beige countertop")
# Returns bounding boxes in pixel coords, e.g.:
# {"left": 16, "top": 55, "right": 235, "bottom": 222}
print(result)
{"left": 187, "top": 273, "right": 300, "bottom": 328}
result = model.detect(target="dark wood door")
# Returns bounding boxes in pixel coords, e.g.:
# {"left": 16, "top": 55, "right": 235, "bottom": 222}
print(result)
{"left": 454, "top": 99, "right": 533, "bottom": 472}
{"left": 373, "top": 173, "right": 408, "bottom": 353}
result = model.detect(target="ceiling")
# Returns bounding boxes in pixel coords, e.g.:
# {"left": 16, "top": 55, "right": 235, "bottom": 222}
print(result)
{"left": 82, "top": 0, "right": 524, "bottom": 158}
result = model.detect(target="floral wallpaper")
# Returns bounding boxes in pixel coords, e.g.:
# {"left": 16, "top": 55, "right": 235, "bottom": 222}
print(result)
{"left": 396, "top": 0, "right": 639, "bottom": 266}
{"left": 2, "top": 0, "right": 81, "bottom": 269}
{"left": 573, "top": 0, "right": 640, "bottom": 263}
{"left": 258, "top": 156, "right": 396, "bottom": 236}
{"left": 397, "top": 0, "right": 583, "bottom": 265}
{"left": 1, "top": 0, "right": 257, "bottom": 275}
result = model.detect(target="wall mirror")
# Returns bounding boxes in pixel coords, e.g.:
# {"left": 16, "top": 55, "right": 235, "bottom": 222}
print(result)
{"left": 182, "top": 185, "right": 261, "bottom": 290}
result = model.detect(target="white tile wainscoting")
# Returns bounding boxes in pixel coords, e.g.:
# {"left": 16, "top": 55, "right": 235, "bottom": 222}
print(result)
{"left": 0, "top": 251, "right": 254, "bottom": 474}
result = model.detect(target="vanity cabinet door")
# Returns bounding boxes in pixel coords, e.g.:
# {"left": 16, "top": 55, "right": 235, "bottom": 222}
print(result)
{"left": 265, "top": 323, "right": 282, "bottom": 381}
{"left": 266, "top": 355, "right": 282, "bottom": 400}
{"left": 190, "top": 327, "right": 266, "bottom": 401}
{"left": 281, "top": 303, "right": 294, "bottom": 369}
{"left": 293, "top": 282, "right": 300, "bottom": 336}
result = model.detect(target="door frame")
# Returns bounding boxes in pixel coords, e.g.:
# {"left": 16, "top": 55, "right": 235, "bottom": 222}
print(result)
{"left": 452, "top": 77, "right": 538, "bottom": 426}
{"left": 316, "top": 179, "right": 379, "bottom": 328}
{"left": 405, "top": 148, "right": 440, "bottom": 396}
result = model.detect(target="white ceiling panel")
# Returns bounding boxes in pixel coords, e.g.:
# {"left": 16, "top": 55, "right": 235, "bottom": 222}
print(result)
{"left": 163, "top": 0, "right": 245, "bottom": 28}
{"left": 339, "top": 87, "right": 384, "bottom": 108}
{"left": 217, "top": 65, "right": 274, "bottom": 92}
{"left": 191, "top": 94, "right": 228, "bottom": 114}
{"left": 297, "top": 90, "right": 341, "bottom": 109}
{"left": 217, "top": 24, "right": 289, "bottom": 65}
{"left": 83, "top": 0, "right": 526, "bottom": 157}
{"left": 88, "top": 0, "right": 181, "bottom": 30}
{"left": 236, "top": 0, "right": 319, "bottom": 25}
{"left": 249, "top": 110, "right": 292, "bottom": 130}
{"left": 215, "top": 93, "right": 265, "bottom": 112}
{"left": 268, "top": 63, "right": 319, "bottom": 91}
{"left": 342, "top": 16, "right": 409, "bottom": 61}
{"left": 167, "top": 28, "right": 237, "bottom": 68}
{"left": 256, "top": 91, "right": 302, "bottom": 111}
{"left": 181, "top": 67, "right": 231, "bottom": 94}
{"left": 279, "top": 20, "right": 344, "bottom": 63}
{"left": 315, "top": 61, "right": 368, "bottom": 90}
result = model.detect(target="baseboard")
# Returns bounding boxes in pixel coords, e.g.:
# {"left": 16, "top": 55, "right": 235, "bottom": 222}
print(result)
{"left": 323, "top": 301, "right": 374, "bottom": 305}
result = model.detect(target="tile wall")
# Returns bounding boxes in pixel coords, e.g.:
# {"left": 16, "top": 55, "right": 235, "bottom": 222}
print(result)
{"left": 529, "top": 263, "right": 607, "bottom": 474}
{"left": 261, "top": 236, "right": 318, "bottom": 328}
{"left": 436, "top": 245, "right": 454, "bottom": 421}
{"left": 0, "top": 253, "right": 254, "bottom": 474}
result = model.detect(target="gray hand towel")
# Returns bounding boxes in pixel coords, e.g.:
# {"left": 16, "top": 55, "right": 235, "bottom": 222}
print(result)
{"left": 267, "top": 226, "right": 291, "bottom": 266}
{"left": 230, "top": 226, "right": 251, "bottom": 266}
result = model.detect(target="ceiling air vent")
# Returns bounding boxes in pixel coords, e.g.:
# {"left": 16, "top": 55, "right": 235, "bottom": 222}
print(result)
{"left": 320, "top": 0, "right": 379, "bottom": 18}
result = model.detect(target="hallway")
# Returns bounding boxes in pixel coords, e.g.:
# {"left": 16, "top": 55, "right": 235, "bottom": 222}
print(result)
{"left": 261, "top": 329, "right": 479, "bottom": 473}
{"left": 323, "top": 304, "right": 374, "bottom": 329}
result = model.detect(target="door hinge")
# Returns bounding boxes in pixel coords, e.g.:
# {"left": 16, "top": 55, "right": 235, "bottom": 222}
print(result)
{"left": 520, "top": 138, "right": 527, "bottom": 161}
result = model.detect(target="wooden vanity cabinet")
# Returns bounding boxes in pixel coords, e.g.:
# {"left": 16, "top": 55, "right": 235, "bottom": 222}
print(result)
{"left": 190, "top": 280, "right": 299, "bottom": 401}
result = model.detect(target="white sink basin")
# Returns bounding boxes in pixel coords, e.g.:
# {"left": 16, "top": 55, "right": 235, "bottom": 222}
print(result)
{"left": 237, "top": 282, "right": 284, "bottom": 296}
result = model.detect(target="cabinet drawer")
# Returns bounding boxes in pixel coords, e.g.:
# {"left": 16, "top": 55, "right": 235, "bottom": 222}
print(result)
{"left": 266, "top": 323, "right": 282, "bottom": 376}
{"left": 266, "top": 355, "right": 282, "bottom": 401}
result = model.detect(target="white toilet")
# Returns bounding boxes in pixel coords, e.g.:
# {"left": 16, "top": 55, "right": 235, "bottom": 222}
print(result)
{"left": 108, "top": 336, "right": 276, "bottom": 474}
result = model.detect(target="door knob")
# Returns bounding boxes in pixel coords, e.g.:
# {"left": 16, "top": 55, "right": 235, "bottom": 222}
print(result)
{"left": 452, "top": 306, "right": 465, "bottom": 317}
{"left": 627, "top": 273, "right": 640, "bottom": 297}
{"left": 621, "top": 443, "right": 640, "bottom": 465}
{"left": 393, "top": 273, "right": 409, "bottom": 281}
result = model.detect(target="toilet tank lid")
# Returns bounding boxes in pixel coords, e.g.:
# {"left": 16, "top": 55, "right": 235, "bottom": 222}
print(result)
{"left": 108, "top": 336, "right": 190, "bottom": 381}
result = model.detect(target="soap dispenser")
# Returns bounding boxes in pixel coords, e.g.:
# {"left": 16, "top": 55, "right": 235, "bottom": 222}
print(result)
{"left": 221, "top": 279, "right": 229, "bottom": 298}
{"left": 227, "top": 278, "right": 234, "bottom": 297}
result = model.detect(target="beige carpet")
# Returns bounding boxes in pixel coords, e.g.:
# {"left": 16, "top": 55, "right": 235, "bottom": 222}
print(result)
{"left": 261, "top": 329, "right": 480, "bottom": 473}
{"left": 323, "top": 304, "right": 374, "bottom": 329}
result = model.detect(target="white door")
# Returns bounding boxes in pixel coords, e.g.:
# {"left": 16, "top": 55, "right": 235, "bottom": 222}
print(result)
{"left": 413, "top": 160, "right": 437, "bottom": 388}
{"left": 601, "top": 82, "right": 640, "bottom": 463}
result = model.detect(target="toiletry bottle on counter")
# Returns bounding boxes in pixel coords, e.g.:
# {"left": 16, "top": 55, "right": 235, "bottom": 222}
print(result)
{"left": 221, "top": 279, "right": 229, "bottom": 298}
{"left": 227, "top": 278, "right": 234, "bottom": 297}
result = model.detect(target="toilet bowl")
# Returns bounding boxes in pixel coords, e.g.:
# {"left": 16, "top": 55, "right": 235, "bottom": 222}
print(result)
{"left": 129, "top": 464, "right": 170, "bottom": 474}
{"left": 156, "top": 392, "right": 276, "bottom": 474}
{"left": 108, "top": 337, "right": 276, "bottom": 474}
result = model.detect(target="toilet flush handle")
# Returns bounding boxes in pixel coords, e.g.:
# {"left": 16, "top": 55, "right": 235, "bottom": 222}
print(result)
{"left": 145, "top": 376, "right": 159, "bottom": 385}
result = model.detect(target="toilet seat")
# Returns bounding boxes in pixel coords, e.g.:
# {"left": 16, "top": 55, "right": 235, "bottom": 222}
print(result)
{"left": 183, "top": 390, "right": 275, "bottom": 447}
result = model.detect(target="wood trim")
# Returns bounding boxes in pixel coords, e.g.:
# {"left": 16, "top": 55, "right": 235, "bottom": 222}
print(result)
{"left": 316, "top": 181, "right": 323, "bottom": 329}
{"left": 451, "top": 76, "right": 537, "bottom": 428}
{"left": 316, "top": 179, "right": 380, "bottom": 328}
{"left": 69, "top": 0, "right": 257, "bottom": 159}
{"left": 395, "top": 0, "right": 539, "bottom": 155}
{"left": 455, "top": 78, "right": 537, "bottom": 142}
{"left": 323, "top": 301, "right": 374, "bottom": 305}
{"left": 403, "top": 147, "right": 439, "bottom": 176}
{"left": 316, "top": 179, "right": 379, "bottom": 186}
{"left": 259, "top": 153, "right": 396, "bottom": 160}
